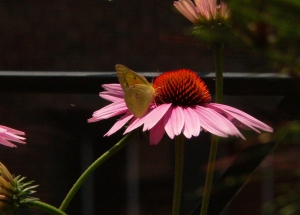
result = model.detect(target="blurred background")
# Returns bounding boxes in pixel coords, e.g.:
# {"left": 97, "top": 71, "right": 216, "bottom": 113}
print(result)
{"left": 1, "top": 0, "right": 299, "bottom": 73}
{"left": 0, "top": 0, "right": 299, "bottom": 214}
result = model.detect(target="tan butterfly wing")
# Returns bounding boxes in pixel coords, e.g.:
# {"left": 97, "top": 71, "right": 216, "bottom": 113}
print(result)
{"left": 115, "top": 64, "right": 155, "bottom": 118}
{"left": 115, "top": 64, "right": 149, "bottom": 91}
{"left": 125, "top": 84, "right": 156, "bottom": 118}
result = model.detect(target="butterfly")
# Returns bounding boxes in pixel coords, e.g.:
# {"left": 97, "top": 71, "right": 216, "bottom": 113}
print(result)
{"left": 115, "top": 64, "right": 156, "bottom": 118}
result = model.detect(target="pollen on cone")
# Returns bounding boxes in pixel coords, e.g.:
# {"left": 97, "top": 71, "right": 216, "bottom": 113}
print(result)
{"left": 153, "top": 69, "right": 211, "bottom": 106}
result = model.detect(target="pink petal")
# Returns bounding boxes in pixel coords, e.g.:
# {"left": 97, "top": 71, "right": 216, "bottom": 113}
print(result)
{"left": 100, "top": 92, "right": 124, "bottom": 102}
{"left": 162, "top": 107, "right": 174, "bottom": 138}
{"left": 207, "top": 104, "right": 252, "bottom": 130}
{"left": 0, "top": 125, "right": 25, "bottom": 135}
{"left": 143, "top": 103, "right": 172, "bottom": 131}
{"left": 207, "top": 103, "right": 273, "bottom": 132}
{"left": 0, "top": 126, "right": 26, "bottom": 147}
{"left": 208, "top": 0, "right": 217, "bottom": 18}
{"left": 123, "top": 107, "right": 156, "bottom": 134}
{"left": 181, "top": 0, "right": 200, "bottom": 21}
{"left": 88, "top": 100, "right": 128, "bottom": 122}
{"left": 0, "top": 137, "right": 17, "bottom": 147}
{"left": 194, "top": 106, "right": 229, "bottom": 137}
{"left": 182, "top": 107, "right": 201, "bottom": 138}
{"left": 194, "top": 0, "right": 210, "bottom": 19}
{"left": 104, "top": 113, "right": 134, "bottom": 136}
{"left": 220, "top": 1, "right": 230, "bottom": 19}
{"left": 99, "top": 84, "right": 124, "bottom": 102}
{"left": 102, "top": 84, "right": 123, "bottom": 92}
{"left": 198, "top": 106, "right": 245, "bottom": 138}
{"left": 174, "top": 0, "right": 199, "bottom": 23}
{"left": 149, "top": 117, "right": 166, "bottom": 145}
{"left": 164, "top": 106, "right": 184, "bottom": 139}
{"left": 100, "top": 84, "right": 124, "bottom": 101}
{"left": 1, "top": 133, "right": 26, "bottom": 143}
{"left": 124, "top": 117, "right": 146, "bottom": 134}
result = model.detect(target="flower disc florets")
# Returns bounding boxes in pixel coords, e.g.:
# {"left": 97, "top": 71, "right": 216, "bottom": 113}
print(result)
{"left": 153, "top": 69, "right": 211, "bottom": 106}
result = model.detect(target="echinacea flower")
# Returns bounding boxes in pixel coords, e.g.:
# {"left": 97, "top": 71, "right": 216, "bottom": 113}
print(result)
{"left": 0, "top": 125, "right": 25, "bottom": 148}
{"left": 0, "top": 162, "right": 38, "bottom": 214}
{"left": 88, "top": 69, "right": 273, "bottom": 145}
{"left": 174, "top": 0, "right": 230, "bottom": 23}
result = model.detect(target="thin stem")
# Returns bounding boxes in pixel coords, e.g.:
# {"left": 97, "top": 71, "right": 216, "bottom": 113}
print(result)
{"left": 172, "top": 133, "right": 185, "bottom": 215}
{"left": 200, "top": 42, "right": 223, "bottom": 215}
{"left": 59, "top": 130, "right": 138, "bottom": 212}
{"left": 28, "top": 201, "right": 67, "bottom": 215}
{"left": 200, "top": 135, "right": 219, "bottom": 215}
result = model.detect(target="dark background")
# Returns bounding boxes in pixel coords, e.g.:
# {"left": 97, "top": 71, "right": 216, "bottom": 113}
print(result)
{"left": 0, "top": 0, "right": 273, "bottom": 73}
{"left": 0, "top": 0, "right": 299, "bottom": 214}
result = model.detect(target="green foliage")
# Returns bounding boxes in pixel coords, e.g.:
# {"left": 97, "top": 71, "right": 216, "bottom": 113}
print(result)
{"left": 228, "top": 0, "right": 300, "bottom": 75}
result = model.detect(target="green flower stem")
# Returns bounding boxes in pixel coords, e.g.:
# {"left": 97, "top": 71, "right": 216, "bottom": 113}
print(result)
{"left": 200, "top": 42, "right": 223, "bottom": 215}
{"left": 200, "top": 135, "right": 219, "bottom": 215}
{"left": 28, "top": 200, "right": 67, "bottom": 215}
{"left": 59, "top": 130, "right": 138, "bottom": 212}
{"left": 172, "top": 133, "right": 185, "bottom": 215}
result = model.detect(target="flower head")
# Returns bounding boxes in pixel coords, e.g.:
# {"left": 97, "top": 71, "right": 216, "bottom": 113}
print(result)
{"left": 0, "top": 162, "right": 38, "bottom": 214}
{"left": 174, "top": 0, "right": 230, "bottom": 23}
{"left": 0, "top": 125, "right": 25, "bottom": 148}
{"left": 88, "top": 69, "right": 272, "bottom": 145}
{"left": 174, "top": 0, "right": 232, "bottom": 42}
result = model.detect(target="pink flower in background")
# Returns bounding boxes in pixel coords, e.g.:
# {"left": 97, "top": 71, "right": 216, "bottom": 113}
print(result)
{"left": 88, "top": 69, "right": 273, "bottom": 145}
{"left": 0, "top": 125, "right": 25, "bottom": 147}
{"left": 174, "top": 0, "right": 230, "bottom": 23}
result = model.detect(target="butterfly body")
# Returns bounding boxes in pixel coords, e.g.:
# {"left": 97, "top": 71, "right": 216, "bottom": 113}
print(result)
{"left": 115, "top": 64, "right": 156, "bottom": 118}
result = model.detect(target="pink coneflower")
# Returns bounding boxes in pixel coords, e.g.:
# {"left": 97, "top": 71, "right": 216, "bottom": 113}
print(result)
{"left": 88, "top": 69, "right": 272, "bottom": 145}
{"left": 0, "top": 125, "right": 25, "bottom": 147}
{"left": 174, "top": 0, "right": 230, "bottom": 23}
